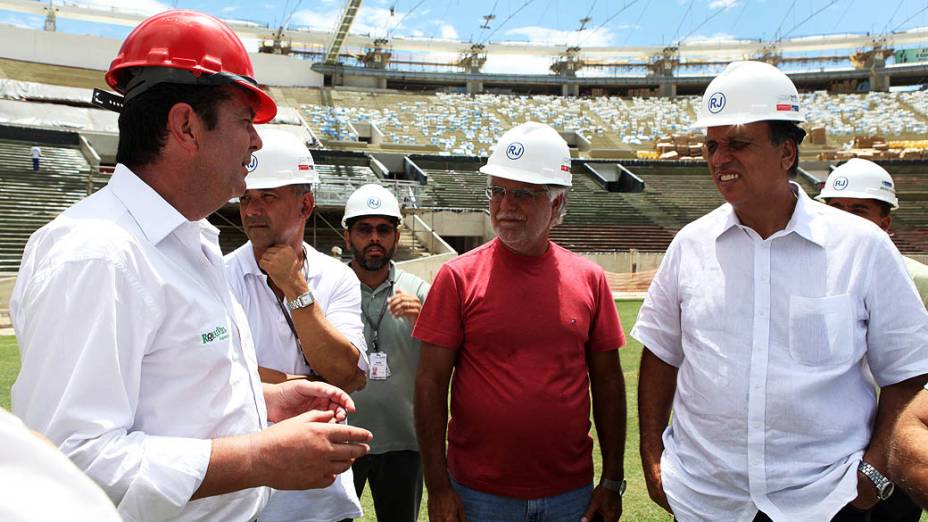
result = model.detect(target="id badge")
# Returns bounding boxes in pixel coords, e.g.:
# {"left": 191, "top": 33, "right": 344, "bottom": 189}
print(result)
{"left": 369, "top": 352, "right": 390, "bottom": 380}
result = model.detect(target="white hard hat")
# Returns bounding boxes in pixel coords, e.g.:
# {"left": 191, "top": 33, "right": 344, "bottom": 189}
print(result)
{"left": 479, "top": 121, "right": 572, "bottom": 187}
{"left": 816, "top": 158, "right": 899, "bottom": 209}
{"left": 692, "top": 61, "right": 805, "bottom": 129}
{"left": 342, "top": 184, "right": 403, "bottom": 228}
{"left": 245, "top": 127, "right": 319, "bottom": 190}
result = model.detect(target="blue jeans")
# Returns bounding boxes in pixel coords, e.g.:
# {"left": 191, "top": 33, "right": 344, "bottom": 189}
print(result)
{"left": 450, "top": 475, "right": 593, "bottom": 522}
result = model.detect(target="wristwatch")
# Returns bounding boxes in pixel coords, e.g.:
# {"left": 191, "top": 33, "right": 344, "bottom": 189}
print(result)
{"left": 600, "top": 477, "right": 627, "bottom": 496}
{"left": 858, "top": 461, "right": 895, "bottom": 501}
{"left": 287, "top": 290, "right": 315, "bottom": 311}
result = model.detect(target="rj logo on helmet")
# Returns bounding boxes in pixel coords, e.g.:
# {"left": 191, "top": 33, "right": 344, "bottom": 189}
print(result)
{"left": 707, "top": 92, "right": 726, "bottom": 114}
{"left": 506, "top": 142, "right": 525, "bottom": 160}
{"left": 833, "top": 176, "right": 849, "bottom": 190}
{"left": 367, "top": 196, "right": 382, "bottom": 209}
{"left": 246, "top": 154, "right": 258, "bottom": 172}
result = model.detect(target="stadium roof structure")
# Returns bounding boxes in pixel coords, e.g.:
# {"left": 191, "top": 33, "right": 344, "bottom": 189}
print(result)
{"left": 3, "top": 0, "right": 928, "bottom": 62}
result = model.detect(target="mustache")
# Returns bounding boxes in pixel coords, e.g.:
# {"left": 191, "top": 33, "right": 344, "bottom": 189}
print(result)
{"left": 243, "top": 218, "right": 270, "bottom": 227}
{"left": 495, "top": 212, "right": 525, "bottom": 221}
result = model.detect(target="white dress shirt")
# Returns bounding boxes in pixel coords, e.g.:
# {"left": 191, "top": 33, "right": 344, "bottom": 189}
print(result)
{"left": 11, "top": 165, "right": 270, "bottom": 522}
{"left": 226, "top": 242, "right": 367, "bottom": 522}
{"left": 632, "top": 183, "right": 928, "bottom": 522}
{"left": 1, "top": 407, "right": 122, "bottom": 522}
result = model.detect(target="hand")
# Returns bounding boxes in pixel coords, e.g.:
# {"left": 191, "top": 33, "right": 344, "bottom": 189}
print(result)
{"left": 850, "top": 471, "right": 880, "bottom": 510}
{"left": 644, "top": 462, "right": 672, "bottom": 514}
{"left": 256, "top": 410, "right": 372, "bottom": 490}
{"left": 259, "top": 245, "right": 308, "bottom": 299}
{"left": 581, "top": 484, "right": 623, "bottom": 522}
{"left": 387, "top": 289, "right": 422, "bottom": 325}
{"left": 427, "top": 487, "right": 467, "bottom": 522}
{"left": 265, "top": 380, "right": 355, "bottom": 424}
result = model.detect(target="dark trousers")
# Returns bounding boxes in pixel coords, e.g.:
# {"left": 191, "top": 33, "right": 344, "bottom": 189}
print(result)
{"left": 754, "top": 503, "right": 871, "bottom": 522}
{"left": 870, "top": 489, "right": 923, "bottom": 522}
{"left": 32, "top": 158, "right": 39, "bottom": 172}
{"left": 352, "top": 450, "right": 422, "bottom": 522}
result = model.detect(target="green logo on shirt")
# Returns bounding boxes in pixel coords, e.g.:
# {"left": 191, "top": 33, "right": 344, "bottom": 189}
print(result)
{"left": 201, "top": 326, "right": 229, "bottom": 344}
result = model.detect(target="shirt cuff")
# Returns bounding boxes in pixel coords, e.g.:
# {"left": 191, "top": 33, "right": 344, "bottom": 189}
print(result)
{"left": 117, "top": 436, "right": 212, "bottom": 521}
{"left": 630, "top": 326, "right": 684, "bottom": 368}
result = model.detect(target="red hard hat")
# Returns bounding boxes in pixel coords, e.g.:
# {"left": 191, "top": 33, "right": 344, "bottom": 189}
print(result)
{"left": 106, "top": 10, "right": 277, "bottom": 123}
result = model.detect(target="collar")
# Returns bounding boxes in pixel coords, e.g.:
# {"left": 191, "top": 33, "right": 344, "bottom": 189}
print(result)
{"left": 712, "top": 181, "right": 826, "bottom": 247}
{"left": 108, "top": 164, "right": 218, "bottom": 245}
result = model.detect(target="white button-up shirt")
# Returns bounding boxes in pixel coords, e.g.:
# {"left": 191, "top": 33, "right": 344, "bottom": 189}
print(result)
{"left": 11, "top": 165, "right": 270, "bottom": 522}
{"left": 632, "top": 183, "right": 928, "bottom": 522}
{"left": 225, "top": 241, "right": 367, "bottom": 522}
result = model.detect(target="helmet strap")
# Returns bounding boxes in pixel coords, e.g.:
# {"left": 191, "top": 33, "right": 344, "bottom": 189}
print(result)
{"left": 118, "top": 66, "right": 258, "bottom": 104}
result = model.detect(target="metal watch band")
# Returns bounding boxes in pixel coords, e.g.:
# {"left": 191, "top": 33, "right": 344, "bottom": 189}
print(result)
{"left": 600, "top": 478, "right": 627, "bottom": 496}
{"left": 287, "top": 290, "right": 315, "bottom": 311}
{"left": 858, "top": 461, "right": 894, "bottom": 500}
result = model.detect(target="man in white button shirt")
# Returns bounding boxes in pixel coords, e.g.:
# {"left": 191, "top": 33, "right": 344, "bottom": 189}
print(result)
{"left": 10, "top": 11, "right": 371, "bottom": 522}
{"left": 817, "top": 158, "right": 928, "bottom": 311}
{"left": 634, "top": 61, "right": 928, "bottom": 522}
{"left": 225, "top": 127, "right": 368, "bottom": 522}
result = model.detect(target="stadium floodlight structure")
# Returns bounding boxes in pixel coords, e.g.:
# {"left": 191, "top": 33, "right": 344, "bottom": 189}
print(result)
{"left": 360, "top": 38, "right": 392, "bottom": 69}
{"left": 457, "top": 44, "right": 487, "bottom": 74}
{"left": 324, "top": 0, "right": 363, "bottom": 65}
{"left": 43, "top": 0, "right": 57, "bottom": 32}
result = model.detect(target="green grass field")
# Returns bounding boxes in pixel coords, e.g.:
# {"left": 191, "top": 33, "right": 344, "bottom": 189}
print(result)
{"left": 0, "top": 302, "right": 661, "bottom": 520}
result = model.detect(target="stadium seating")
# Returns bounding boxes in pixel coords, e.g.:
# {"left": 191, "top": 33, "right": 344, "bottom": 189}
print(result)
{"left": 288, "top": 88, "right": 928, "bottom": 157}
{"left": 0, "top": 139, "right": 95, "bottom": 272}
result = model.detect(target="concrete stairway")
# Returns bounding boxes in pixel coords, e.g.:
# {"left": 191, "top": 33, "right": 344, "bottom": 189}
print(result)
{"left": 0, "top": 139, "right": 94, "bottom": 272}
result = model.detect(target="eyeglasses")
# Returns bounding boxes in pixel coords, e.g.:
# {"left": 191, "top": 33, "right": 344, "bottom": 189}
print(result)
{"left": 352, "top": 223, "right": 397, "bottom": 236}
{"left": 485, "top": 186, "right": 550, "bottom": 202}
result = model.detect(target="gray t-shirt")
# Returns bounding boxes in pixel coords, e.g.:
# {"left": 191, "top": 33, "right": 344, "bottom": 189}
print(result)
{"left": 350, "top": 263, "right": 429, "bottom": 454}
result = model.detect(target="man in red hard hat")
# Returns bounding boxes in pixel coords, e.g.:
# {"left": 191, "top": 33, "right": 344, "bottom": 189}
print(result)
{"left": 10, "top": 10, "right": 371, "bottom": 522}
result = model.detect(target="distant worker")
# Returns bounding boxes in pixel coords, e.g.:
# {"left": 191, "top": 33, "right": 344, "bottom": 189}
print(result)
{"left": 343, "top": 184, "right": 431, "bottom": 522}
{"left": 30, "top": 145, "right": 41, "bottom": 172}
{"left": 11, "top": 10, "right": 371, "bottom": 521}
{"left": 414, "top": 122, "right": 628, "bottom": 522}
{"left": 331, "top": 245, "right": 343, "bottom": 258}
{"left": 634, "top": 60, "right": 928, "bottom": 521}
{"left": 225, "top": 126, "right": 368, "bottom": 522}
{"left": 817, "top": 158, "right": 928, "bottom": 309}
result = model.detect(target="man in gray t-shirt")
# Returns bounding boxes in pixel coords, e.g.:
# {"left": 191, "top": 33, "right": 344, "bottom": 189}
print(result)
{"left": 342, "top": 184, "right": 430, "bottom": 522}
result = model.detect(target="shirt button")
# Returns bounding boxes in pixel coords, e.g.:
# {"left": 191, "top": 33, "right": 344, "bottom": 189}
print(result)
{"left": 752, "top": 457, "right": 762, "bottom": 466}
{"left": 758, "top": 309, "right": 768, "bottom": 317}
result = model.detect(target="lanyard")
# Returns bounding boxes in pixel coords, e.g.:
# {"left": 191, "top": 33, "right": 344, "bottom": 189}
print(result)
{"left": 363, "top": 280, "right": 394, "bottom": 352}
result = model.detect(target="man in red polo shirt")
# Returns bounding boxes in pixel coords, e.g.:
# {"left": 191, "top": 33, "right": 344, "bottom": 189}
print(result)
{"left": 413, "top": 122, "right": 627, "bottom": 522}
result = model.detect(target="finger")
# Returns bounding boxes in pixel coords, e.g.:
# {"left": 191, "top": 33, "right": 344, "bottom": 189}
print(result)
{"left": 294, "top": 381, "right": 356, "bottom": 411}
{"left": 580, "top": 500, "right": 599, "bottom": 522}
{"left": 300, "top": 410, "right": 336, "bottom": 423}
{"left": 328, "top": 442, "right": 370, "bottom": 461}
{"left": 323, "top": 424, "right": 373, "bottom": 444}
{"left": 322, "top": 458, "right": 356, "bottom": 475}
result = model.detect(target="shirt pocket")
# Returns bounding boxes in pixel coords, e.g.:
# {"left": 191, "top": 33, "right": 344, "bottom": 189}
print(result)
{"left": 788, "top": 294, "right": 853, "bottom": 366}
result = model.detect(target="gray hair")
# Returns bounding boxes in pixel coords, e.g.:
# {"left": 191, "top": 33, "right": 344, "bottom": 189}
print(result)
{"left": 547, "top": 185, "right": 569, "bottom": 226}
